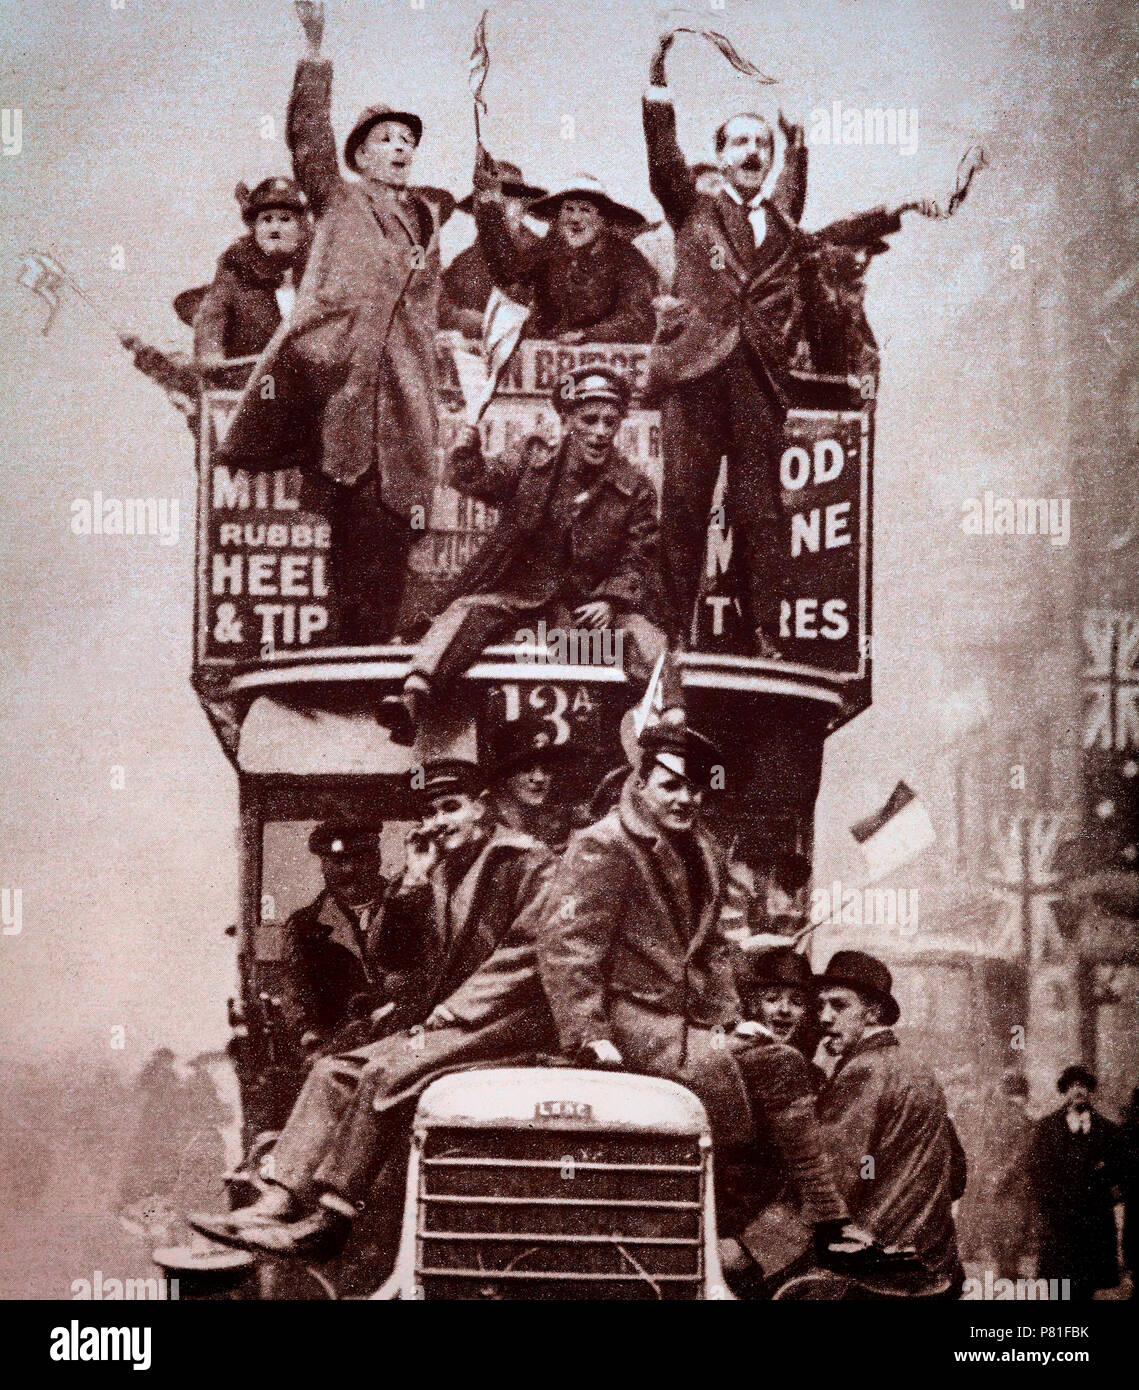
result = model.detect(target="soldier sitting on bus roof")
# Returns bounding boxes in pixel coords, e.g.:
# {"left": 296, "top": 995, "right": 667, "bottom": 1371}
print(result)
{"left": 377, "top": 364, "right": 668, "bottom": 746}
{"left": 191, "top": 177, "right": 312, "bottom": 365}
{"left": 439, "top": 160, "right": 547, "bottom": 338}
{"left": 278, "top": 821, "right": 388, "bottom": 1057}
{"left": 189, "top": 760, "right": 555, "bottom": 1259}
{"left": 473, "top": 151, "right": 658, "bottom": 344}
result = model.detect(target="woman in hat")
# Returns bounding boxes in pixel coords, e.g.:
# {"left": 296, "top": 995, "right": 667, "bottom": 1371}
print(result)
{"left": 473, "top": 155, "right": 659, "bottom": 344}
{"left": 192, "top": 177, "right": 312, "bottom": 364}
{"left": 440, "top": 161, "right": 547, "bottom": 336}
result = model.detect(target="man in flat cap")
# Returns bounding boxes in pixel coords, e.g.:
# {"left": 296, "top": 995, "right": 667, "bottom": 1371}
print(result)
{"left": 815, "top": 950, "right": 968, "bottom": 1295}
{"left": 1026, "top": 1065, "right": 1127, "bottom": 1300}
{"left": 216, "top": 0, "right": 455, "bottom": 643}
{"left": 536, "top": 712, "right": 883, "bottom": 1297}
{"left": 440, "top": 160, "right": 547, "bottom": 337}
{"left": 278, "top": 821, "right": 388, "bottom": 1056}
{"left": 378, "top": 363, "right": 667, "bottom": 743}
{"left": 189, "top": 759, "right": 554, "bottom": 1258}
{"left": 473, "top": 161, "right": 658, "bottom": 343}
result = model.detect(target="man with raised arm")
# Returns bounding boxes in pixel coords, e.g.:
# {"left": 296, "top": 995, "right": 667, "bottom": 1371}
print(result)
{"left": 217, "top": 1, "right": 455, "bottom": 643}
{"left": 642, "top": 31, "right": 806, "bottom": 654}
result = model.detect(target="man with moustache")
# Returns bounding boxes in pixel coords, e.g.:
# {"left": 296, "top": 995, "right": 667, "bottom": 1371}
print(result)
{"left": 536, "top": 714, "right": 885, "bottom": 1297}
{"left": 192, "top": 178, "right": 311, "bottom": 363}
{"left": 815, "top": 950, "right": 968, "bottom": 1295}
{"left": 641, "top": 31, "right": 806, "bottom": 654}
{"left": 189, "top": 760, "right": 553, "bottom": 1257}
{"left": 217, "top": 1, "right": 455, "bottom": 643}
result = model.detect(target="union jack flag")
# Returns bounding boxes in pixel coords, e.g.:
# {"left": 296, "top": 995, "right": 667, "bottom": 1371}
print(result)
{"left": 986, "top": 810, "right": 1075, "bottom": 965}
{"left": 1084, "top": 609, "right": 1139, "bottom": 751}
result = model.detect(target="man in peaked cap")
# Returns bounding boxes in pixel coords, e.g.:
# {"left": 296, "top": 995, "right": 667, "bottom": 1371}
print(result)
{"left": 440, "top": 160, "right": 547, "bottom": 336}
{"left": 472, "top": 155, "right": 658, "bottom": 343}
{"left": 816, "top": 950, "right": 969, "bottom": 1294}
{"left": 277, "top": 820, "right": 388, "bottom": 1056}
{"left": 215, "top": 0, "right": 456, "bottom": 644}
{"left": 536, "top": 712, "right": 889, "bottom": 1297}
{"left": 189, "top": 757, "right": 554, "bottom": 1259}
{"left": 377, "top": 362, "right": 667, "bottom": 744}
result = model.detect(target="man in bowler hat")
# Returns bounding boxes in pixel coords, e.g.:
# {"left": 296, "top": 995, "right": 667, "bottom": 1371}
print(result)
{"left": 1026, "top": 1065, "right": 1126, "bottom": 1300}
{"left": 816, "top": 950, "right": 968, "bottom": 1294}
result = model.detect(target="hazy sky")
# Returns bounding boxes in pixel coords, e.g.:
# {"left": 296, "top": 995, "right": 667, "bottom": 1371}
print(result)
{"left": 0, "top": 0, "right": 1075, "bottom": 1066}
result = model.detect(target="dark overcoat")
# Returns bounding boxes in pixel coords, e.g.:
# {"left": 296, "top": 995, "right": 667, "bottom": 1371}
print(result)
{"left": 217, "top": 58, "right": 453, "bottom": 516}
{"left": 192, "top": 235, "right": 309, "bottom": 361}
{"left": 1027, "top": 1107, "right": 1123, "bottom": 1291}
{"left": 280, "top": 887, "right": 380, "bottom": 1041}
{"left": 536, "top": 779, "right": 767, "bottom": 1147}
{"left": 817, "top": 1030, "right": 967, "bottom": 1285}
{"left": 476, "top": 204, "right": 657, "bottom": 343}
{"left": 441, "top": 434, "right": 664, "bottom": 620}
{"left": 641, "top": 91, "right": 807, "bottom": 405}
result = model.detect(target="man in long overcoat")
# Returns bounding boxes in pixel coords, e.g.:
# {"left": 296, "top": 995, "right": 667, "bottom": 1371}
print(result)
{"left": 378, "top": 364, "right": 667, "bottom": 744}
{"left": 1026, "top": 1065, "right": 1126, "bottom": 1300}
{"left": 216, "top": 1, "right": 455, "bottom": 642}
{"left": 535, "top": 718, "right": 881, "bottom": 1295}
{"left": 815, "top": 951, "right": 968, "bottom": 1295}
{"left": 188, "top": 759, "right": 554, "bottom": 1257}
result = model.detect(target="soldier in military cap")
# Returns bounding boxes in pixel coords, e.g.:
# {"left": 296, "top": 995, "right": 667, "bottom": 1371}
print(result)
{"left": 189, "top": 759, "right": 553, "bottom": 1258}
{"left": 278, "top": 820, "right": 388, "bottom": 1053}
{"left": 378, "top": 363, "right": 667, "bottom": 744}
{"left": 536, "top": 709, "right": 885, "bottom": 1296}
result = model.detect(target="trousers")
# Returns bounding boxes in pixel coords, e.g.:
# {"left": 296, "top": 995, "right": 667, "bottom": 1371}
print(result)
{"left": 660, "top": 344, "right": 786, "bottom": 646}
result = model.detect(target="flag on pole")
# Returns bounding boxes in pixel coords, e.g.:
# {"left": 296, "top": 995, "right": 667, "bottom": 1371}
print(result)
{"left": 16, "top": 250, "right": 67, "bottom": 334}
{"left": 469, "top": 10, "right": 490, "bottom": 115}
{"left": 669, "top": 26, "right": 776, "bottom": 84}
{"left": 473, "top": 286, "right": 529, "bottom": 424}
{"left": 911, "top": 145, "right": 989, "bottom": 220}
{"left": 850, "top": 781, "right": 936, "bottom": 882}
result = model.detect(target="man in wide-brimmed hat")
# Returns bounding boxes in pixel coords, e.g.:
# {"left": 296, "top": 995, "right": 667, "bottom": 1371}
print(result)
{"left": 472, "top": 156, "right": 658, "bottom": 343}
{"left": 1026, "top": 1064, "right": 1126, "bottom": 1300}
{"left": 440, "top": 160, "right": 547, "bottom": 336}
{"left": 377, "top": 363, "right": 667, "bottom": 744}
{"left": 816, "top": 949, "right": 968, "bottom": 1294}
{"left": 214, "top": 0, "right": 456, "bottom": 644}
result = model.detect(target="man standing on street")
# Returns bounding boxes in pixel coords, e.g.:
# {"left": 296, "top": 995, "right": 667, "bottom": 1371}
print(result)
{"left": 816, "top": 950, "right": 968, "bottom": 1296}
{"left": 1026, "top": 1064, "right": 1127, "bottom": 1301}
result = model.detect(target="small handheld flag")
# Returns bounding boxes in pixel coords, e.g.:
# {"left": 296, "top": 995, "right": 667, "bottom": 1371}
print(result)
{"left": 469, "top": 10, "right": 490, "bottom": 139}
{"left": 669, "top": 26, "right": 776, "bottom": 84}
{"left": 16, "top": 250, "right": 67, "bottom": 334}
{"left": 850, "top": 781, "right": 936, "bottom": 882}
